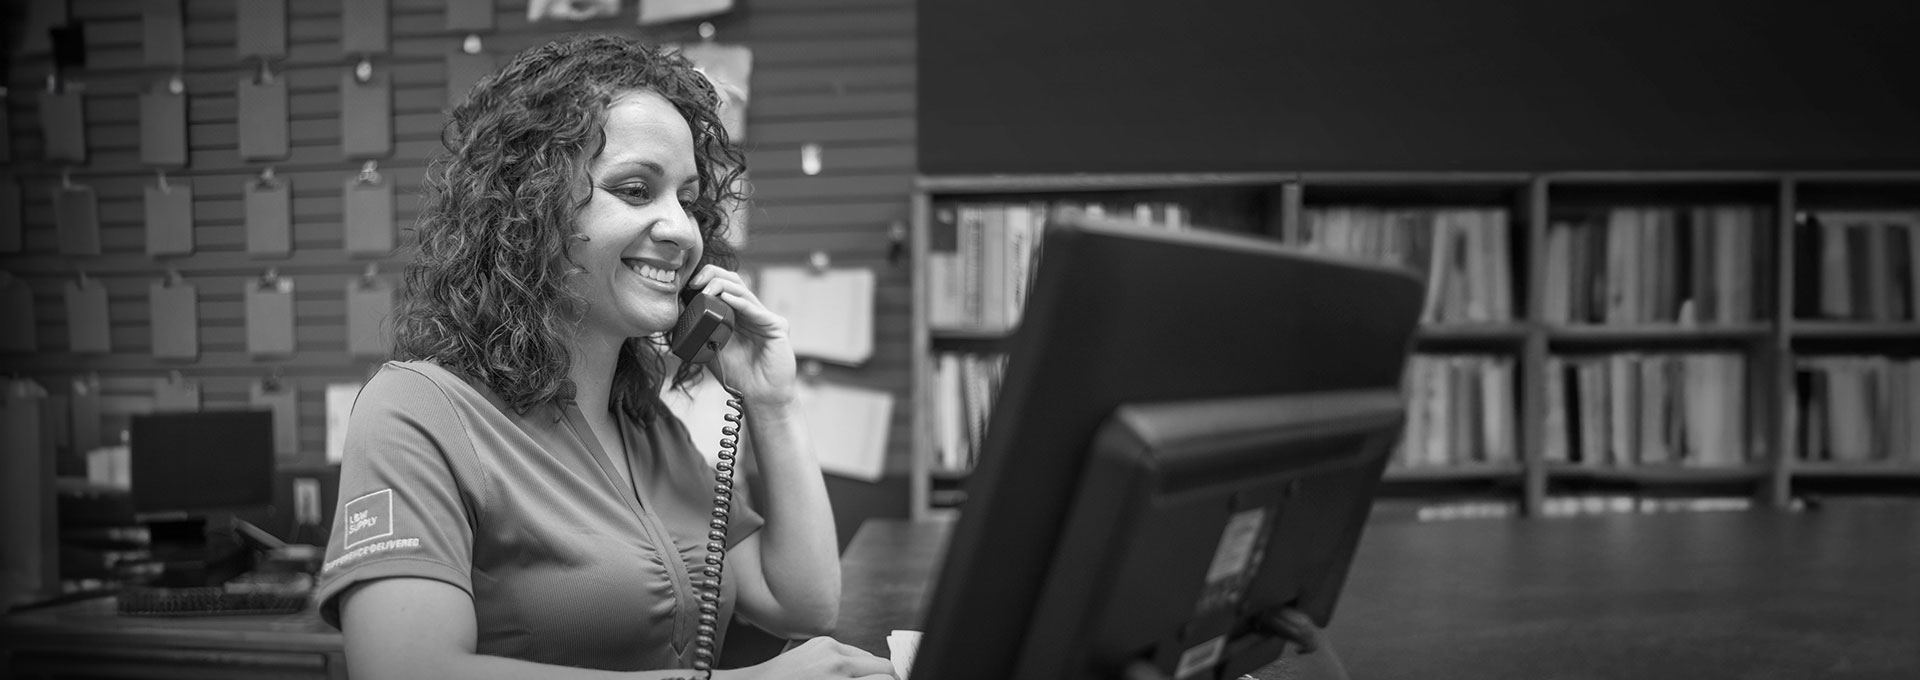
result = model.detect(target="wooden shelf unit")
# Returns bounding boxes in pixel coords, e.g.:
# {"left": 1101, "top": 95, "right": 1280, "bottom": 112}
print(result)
{"left": 908, "top": 172, "right": 1920, "bottom": 519}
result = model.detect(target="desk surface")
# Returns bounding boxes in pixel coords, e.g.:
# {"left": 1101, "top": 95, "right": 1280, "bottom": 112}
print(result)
{"left": 832, "top": 501, "right": 1920, "bottom": 680}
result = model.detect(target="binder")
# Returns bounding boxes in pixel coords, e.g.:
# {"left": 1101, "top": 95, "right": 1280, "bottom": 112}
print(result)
{"left": 1, "top": 179, "right": 19, "bottom": 253}
{"left": 0, "top": 274, "right": 35, "bottom": 354}
{"left": 341, "top": 65, "right": 393, "bottom": 159}
{"left": 250, "top": 379, "right": 301, "bottom": 458}
{"left": 55, "top": 184, "right": 100, "bottom": 256}
{"left": 236, "top": 0, "right": 287, "bottom": 60}
{"left": 447, "top": 0, "right": 495, "bottom": 32}
{"left": 341, "top": 0, "right": 391, "bottom": 55}
{"left": 446, "top": 50, "right": 495, "bottom": 109}
{"left": 153, "top": 374, "right": 202, "bottom": 412}
{"left": 245, "top": 274, "right": 296, "bottom": 357}
{"left": 346, "top": 276, "right": 394, "bottom": 358}
{"left": 143, "top": 0, "right": 185, "bottom": 67}
{"left": 344, "top": 174, "right": 395, "bottom": 257}
{"left": 64, "top": 276, "right": 110, "bottom": 354}
{"left": 139, "top": 83, "right": 189, "bottom": 167}
{"left": 245, "top": 177, "right": 293, "bottom": 258}
{"left": 149, "top": 277, "right": 198, "bottom": 360}
{"left": 70, "top": 375, "right": 102, "bottom": 453}
{"left": 237, "top": 77, "right": 290, "bottom": 161}
{"left": 145, "top": 179, "right": 194, "bottom": 257}
{"left": 40, "top": 89, "right": 86, "bottom": 164}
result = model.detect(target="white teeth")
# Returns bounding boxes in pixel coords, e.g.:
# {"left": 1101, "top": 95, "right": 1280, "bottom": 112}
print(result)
{"left": 626, "top": 261, "right": 677, "bottom": 285}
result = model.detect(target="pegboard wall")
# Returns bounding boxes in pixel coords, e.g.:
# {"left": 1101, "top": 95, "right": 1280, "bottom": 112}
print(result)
{"left": 0, "top": 0, "right": 918, "bottom": 536}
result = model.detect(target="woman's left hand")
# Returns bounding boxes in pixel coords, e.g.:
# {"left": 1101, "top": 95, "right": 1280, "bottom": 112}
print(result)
{"left": 691, "top": 265, "right": 798, "bottom": 407}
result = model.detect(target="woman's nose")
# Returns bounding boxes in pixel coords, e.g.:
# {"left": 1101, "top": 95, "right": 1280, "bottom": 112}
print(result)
{"left": 653, "top": 198, "right": 700, "bottom": 247}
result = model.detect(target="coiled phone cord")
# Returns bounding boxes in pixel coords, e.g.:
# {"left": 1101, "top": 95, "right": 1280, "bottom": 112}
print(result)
{"left": 691, "top": 384, "right": 746, "bottom": 677}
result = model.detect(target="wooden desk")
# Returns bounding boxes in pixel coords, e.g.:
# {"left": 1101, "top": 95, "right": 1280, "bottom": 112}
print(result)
{"left": 1, "top": 596, "right": 345, "bottom": 679}
{"left": 831, "top": 501, "right": 1920, "bottom": 680}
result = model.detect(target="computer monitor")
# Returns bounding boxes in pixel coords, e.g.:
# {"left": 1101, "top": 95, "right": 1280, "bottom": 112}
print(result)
{"left": 913, "top": 209, "right": 1425, "bottom": 680}
{"left": 129, "top": 409, "right": 276, "bottom": 522}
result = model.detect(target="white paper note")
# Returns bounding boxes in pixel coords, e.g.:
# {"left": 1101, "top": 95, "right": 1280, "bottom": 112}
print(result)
{"left": 888, "top": 630, "right": 921, "bottom": 680}
{"left": 799, "top": 379, "right": 893, "bottom": 483}
{"left": 325, "top": 382, "right": 364, "bottom": 464}
{"left": 757, "top": 266, "right": 875, "bottom": 366}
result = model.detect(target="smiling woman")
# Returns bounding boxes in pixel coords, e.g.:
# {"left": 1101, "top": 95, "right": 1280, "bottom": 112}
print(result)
{"left": 313, "top": 34, "right": 896, "bottom": 680}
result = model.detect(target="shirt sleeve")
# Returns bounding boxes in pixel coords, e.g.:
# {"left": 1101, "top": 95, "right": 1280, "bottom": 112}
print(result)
{"left": 314, "top": 364, "right": 484, "bottom": 628}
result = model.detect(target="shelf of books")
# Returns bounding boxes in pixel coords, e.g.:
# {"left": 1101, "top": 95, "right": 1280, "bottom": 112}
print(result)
{"left": 908, "top": 172, "right": 1920, "bottom": 519}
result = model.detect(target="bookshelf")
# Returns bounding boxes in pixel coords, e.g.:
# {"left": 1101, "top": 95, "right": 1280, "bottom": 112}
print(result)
{"left": 907, "top": 171, "right": 1920, "bottom": 520}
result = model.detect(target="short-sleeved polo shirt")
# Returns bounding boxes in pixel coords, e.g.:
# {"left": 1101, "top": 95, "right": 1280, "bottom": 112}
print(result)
{"left": 315, "top": 360, "right": 763, "bottom": 671}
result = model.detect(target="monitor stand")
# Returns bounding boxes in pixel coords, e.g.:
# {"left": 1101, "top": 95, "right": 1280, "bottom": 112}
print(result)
{"left": 142, "top": 515, "right": 250, "bottom": 588}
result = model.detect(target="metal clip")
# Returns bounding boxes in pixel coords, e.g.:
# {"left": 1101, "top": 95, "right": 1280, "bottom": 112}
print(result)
{"left": 463, "top": 34, "right": 483, "bottom": 55}
{"left": 358, "top": 160, "right": 382, "bottom": 185}
{"left": 354, "top": 56, "right": 374, "bottom": 84}
{"left": 168, "top": 74, "right": 185, "bottom": 95}
{"left": 809, "top": 250, "right": 831, "bottom": 274}
{"left": 157, "top": 169, "right": 171, "bottom": 194}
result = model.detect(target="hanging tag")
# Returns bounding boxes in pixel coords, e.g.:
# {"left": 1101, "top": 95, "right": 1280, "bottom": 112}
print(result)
{"left": 342, "top": 0, "right": 391, "bottom": 55}
{"left": 245, "top": 272, "right": 296, "bottom": 357}
{"left": 236, "top": 0, "right": 288, "bottom": 60}
{"left": 346, "top": 274, "right": 394, "bottom": 358}
{"left": 40, "top": 87, "right": 87, "bottom": 163}
{"left": 344, "top": 166, "right": 395, "bottom": 256}
{"left": 0, "top": 273, "right": 35, "bottom": 354}
{"left": 250, "top": 377, "right": 301, "bottom": 458}
{"left": 140, "top": 79, "right": 189, "bottom": 166}
{"left": 446, "top": 49, "right": 495, "bottom": 109}
{"left": 143, "top": 0, "right": 186, "bottom": 67}
{"left": 70, "top": 374, "right": 103, "bottom": 453}
{"left": 65, "top": 274, "right": 111, "bottom": 354}
{"left": 341, "top": 61, "right": 393, "bottom": 159}
{"left": 149, "top": 275, "right": 198, "bottom": 360}
{"left": 237, "top": 72, "right": 289, "bottom": 160}
{"left": 245, "top": 174, "right": 293, "bottom": 258}
{"left": 55, "top": 183, "right": 100, "bottom": 256}
{"left": 447, "top": 0, "right": 495, "bottom": 32}
{"left": 1, "top": 177, "right": 20, "bottom": 253}
{"left": 154, "top": 372, "right": 202, "bottom": 413}
{"left": 145, "top": 175, "right": 194, "bottom": 257}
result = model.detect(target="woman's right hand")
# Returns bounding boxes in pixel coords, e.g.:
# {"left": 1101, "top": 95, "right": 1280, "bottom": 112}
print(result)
{"left": 720, "top": 636, "right": 897, "bottom": 679}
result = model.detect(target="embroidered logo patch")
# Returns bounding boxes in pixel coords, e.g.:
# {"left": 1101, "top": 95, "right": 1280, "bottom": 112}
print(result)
{"left": 343, "top": 488, "right": 394, "bottom": 548}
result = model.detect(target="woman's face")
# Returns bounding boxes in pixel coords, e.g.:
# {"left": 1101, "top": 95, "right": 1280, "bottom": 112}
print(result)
{"left": 567, "top": 90, "right": 705, "bottom": 343}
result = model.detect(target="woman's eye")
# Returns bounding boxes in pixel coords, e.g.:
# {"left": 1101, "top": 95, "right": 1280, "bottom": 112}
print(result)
{"left": 609, "top": 183, "right": 652, "bottom": 202}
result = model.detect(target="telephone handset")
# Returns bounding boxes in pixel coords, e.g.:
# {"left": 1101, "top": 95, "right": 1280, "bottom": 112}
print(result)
{"left": 671, "top": 287, "right": 736, "bottom": 365}
{"left": 671, "top": 285, "right": 742, "bottom": 676}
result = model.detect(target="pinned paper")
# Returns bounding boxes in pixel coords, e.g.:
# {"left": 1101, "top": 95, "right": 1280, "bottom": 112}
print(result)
{"left": 344, "top": 173, "right": 396, "bottom": 256}
{"left": 55, "top": 184, "right": 100, "bottom": 256}
{"left": 661, "top": 373, "right": 736, "bottom": 468}
{"left": 143, "top": 0, "right": 185, "bottom": 67}
{"left": 341, "top": 0, "right": 390, "bottom": 55}
{"left": 346, "top": 276, "right": 394, "bottom": 357}
{"left": 798, "top": 379, "right": 894, "bottom": 482}
{"left": 245, "top": 274, "right": 296, "bottom": 357}
{"left": 70, "top": 375, "right": 102, "bottom": 453}
{"left": 153, "top": 374, "right": 202, "bottom": 412}
{"left": 148, "top": 277, "right": 198, "bottom": 360}
{"left": 236, "top": 0, "right": 288, "bottom": 60}
{"left": 145, "top": 179, "right": 194, "bottom": 257}
{"left": 139, "top": 82, "right": 188, "bottom": 167}
{"left": 0, "top": 274, "right": 35, "bottom": 354}
{"left": 40, "top": 88, "right": 86, "bottom": 163}
{"left": 677, "top": 41, "right": 751, "bottom": 142}
{"left": 528, "top": 0, "right": 616, "bottom": 22}
{"left": 342, "top": 64, "right": 393, "bottom": 159}
{"left": 757, "top": 265, "right": 875, "bottom": 365}
{"left": 326, "top": 382, "right": 364, "bottom": 464}
{"left": 237, "top": 76, "right": 289, "bottom": 161}
{"left": 446, "top": 0, "right": 495, "bottom": 31}
{"left": 250, "top": 379, "right": 300, "bottom": 459}
{"left": 0, "top": 177, "right": 16, "bottom": 253}
{"left": 641, "top": 0, "right": 733, "bottom": 26}
{"left": 446, "top": 49, "right": 495, "bottom": 108}
{"left": 888, "top": 630, "right": 921, "bottom": 680}
{"left": 64, "top": 276, "right": 110, "bottom": 354}
{"left": 245, "top": 176, "right": 293, "bottom": 257}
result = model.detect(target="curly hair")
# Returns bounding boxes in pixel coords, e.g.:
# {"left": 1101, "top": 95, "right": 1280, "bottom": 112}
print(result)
{"left": 392, "top": 33, "right": 746, "bottom": 422}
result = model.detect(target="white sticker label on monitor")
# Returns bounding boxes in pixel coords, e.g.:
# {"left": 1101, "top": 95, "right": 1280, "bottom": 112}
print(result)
{"left": 1205, "top": 508, "right": 1267, "bottom": 583}
{"left": 1174, "top": 635, "right": 1225, "bottom": 680}
{"left": 343, "top": 488, "right": 394, "bottom": 548}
